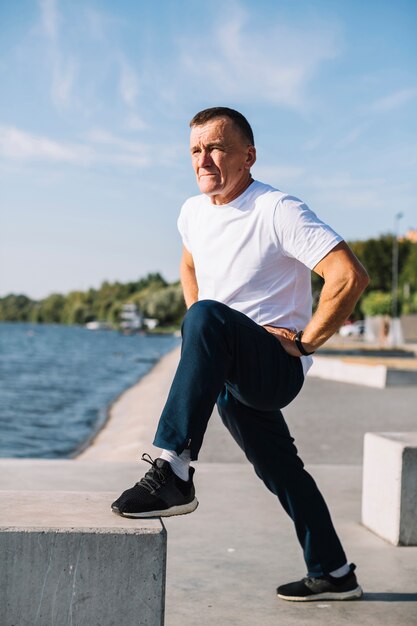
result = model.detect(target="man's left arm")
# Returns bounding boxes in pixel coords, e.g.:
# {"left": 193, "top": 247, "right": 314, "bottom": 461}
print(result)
{"left": 266, "top": 241, "right": 370, "bottom": 356}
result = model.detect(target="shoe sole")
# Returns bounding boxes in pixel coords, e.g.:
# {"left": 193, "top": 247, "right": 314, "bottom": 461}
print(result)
{"left": 112, "top": 497, "right": 199, "bottom": 518}
{"left": 277, "top": 585, "right": 363, "bottom": 602}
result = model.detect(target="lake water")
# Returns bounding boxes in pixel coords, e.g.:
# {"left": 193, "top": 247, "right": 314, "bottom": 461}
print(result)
{"left": 0, "top": 322, "right": 180, "bottom": 458}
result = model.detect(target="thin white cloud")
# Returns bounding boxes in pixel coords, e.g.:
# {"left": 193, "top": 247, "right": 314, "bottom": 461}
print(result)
{"left": 39, "top": 0, "right": 58, "bottom": 41}
{"left": 117, "top": 56, "right": 148, "bottom": 130}
{"left": 38, "top": 0, "right": 77, "bottom": 109}
{"left": 369, "top": 87, "right": 417, "bottom": 113}
{"left": 0, "top": 126, "right": 90, "bottom": 163}
{"left": 336, "top": 125, "right": 367, "bottom": 149}
{"left": 0, "top": 126, "right": 152, "bottom": 169}
{"left": 52, "top": 55, "right": 77, "bottom": 108}
{"left": 119, "top": 57, "right": 139, "bottom": 108}
{"left": 87, "top": 129, "right": 147, "bottom": 154}
{"left": 87, "top": 128, "right": 180, "bottom": 166}
{"left": 84, "top": 7, "right": 106, "bottom": 41}
{"left": 125, "top": 114, "right": 148, "bottom": 131}
{"left": 302, "top": 136, "right": 323, "bottom": 152}
{"left": 180, "top": 5, "right": 340, "bottom": 109}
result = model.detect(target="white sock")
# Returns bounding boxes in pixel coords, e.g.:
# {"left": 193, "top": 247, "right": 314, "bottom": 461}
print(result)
{"left": 160, "top": 449, "right": 191, "bottom": 481}
{"left": 329, "top": 563, "right": 350, "bottom": 578}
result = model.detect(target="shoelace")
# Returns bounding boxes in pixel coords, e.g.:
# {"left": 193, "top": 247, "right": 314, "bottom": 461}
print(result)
{"left": 136, "top": 453, "right": 167, "bottom": 492}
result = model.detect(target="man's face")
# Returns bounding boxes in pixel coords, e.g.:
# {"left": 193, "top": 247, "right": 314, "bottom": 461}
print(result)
{"left": 189, "top": 117, "right": 256, "bottom": 204}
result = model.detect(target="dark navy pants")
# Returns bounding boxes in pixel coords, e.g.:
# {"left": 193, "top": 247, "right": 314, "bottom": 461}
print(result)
{"left": 153, "top": 300, "right": 347, "bottom": 576}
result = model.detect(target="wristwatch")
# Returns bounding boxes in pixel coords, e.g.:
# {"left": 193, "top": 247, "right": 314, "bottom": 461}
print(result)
{"left": 294, "top": 330, "right": 315, "bottom": 356}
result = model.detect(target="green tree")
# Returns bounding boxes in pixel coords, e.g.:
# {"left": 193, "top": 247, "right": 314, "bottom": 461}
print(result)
{"left": 35, "top": 293, "right": 66, "bottom": 323}
{"left": 108, "top": 301, "right": 123, "bottom": 325}
{"left": 61, "top": 291, "right": 94, "bottom": 325}
{"left": 349, "top": 236, "right": 411, "bottom": 292}
{"left": 361, "top": 291, "right": 395, "bottom": 317}
{"left": 400, "top": 243, "right": 417, "bottom": 292}
{"left": 0, "top": 294, "right": 35, "bottom": 321}
{"left": 142, "top": 284, "right": 186, "bottom": 325}
{"left": 402, "top": 292, "right": 417, "bottom": 315}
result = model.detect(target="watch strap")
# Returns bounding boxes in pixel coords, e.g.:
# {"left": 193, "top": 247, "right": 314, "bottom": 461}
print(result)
{"left": 294, "top": 330, "right": 315, "bottom": 356}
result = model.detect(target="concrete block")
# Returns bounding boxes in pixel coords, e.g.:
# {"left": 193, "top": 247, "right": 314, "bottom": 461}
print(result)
{"left": 362, "top": 432, "right": 417, "bottom": 545}
{"left": 308, "top": 356, "right": 387, "bottom": 387}
{"left": 0, "top": 491, "right": 166, "bottom": 626}
{"left": 308, "top": 356, "right": 417, "bottom": 387}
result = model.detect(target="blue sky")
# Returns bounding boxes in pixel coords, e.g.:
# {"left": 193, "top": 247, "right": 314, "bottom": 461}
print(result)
{"left": 1, "top": 0, "right": 416, "bottom": 299}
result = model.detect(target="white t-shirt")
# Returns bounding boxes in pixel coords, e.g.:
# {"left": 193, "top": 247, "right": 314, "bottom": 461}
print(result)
{"left": 177, "top": 180, "right": 343, "bottom": 374}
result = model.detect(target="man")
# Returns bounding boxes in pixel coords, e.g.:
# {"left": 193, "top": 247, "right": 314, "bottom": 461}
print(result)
{"left": 112, "top": 107, "right": 369, "bottom": 602}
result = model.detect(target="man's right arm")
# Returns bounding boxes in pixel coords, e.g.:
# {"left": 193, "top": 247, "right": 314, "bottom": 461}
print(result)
{"left": 180, "top": 245, "right": 198, "bottom": 308}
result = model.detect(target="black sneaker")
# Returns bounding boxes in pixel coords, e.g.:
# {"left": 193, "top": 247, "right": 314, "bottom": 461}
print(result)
{"left": 111, "top": 453, "right": 198, "bottom": 518}
{"left": 277, "top": 563, "right": 363, "bottom": 601}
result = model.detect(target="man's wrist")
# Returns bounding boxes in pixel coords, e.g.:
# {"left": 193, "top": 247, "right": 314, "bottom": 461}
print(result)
{"left": 294, "top": 330, "right": 315, "bottom": 356}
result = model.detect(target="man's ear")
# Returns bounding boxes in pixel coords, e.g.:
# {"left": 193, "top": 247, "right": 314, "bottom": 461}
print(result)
{"left": 245, "top": 146, "right": 257, "bottom": 170}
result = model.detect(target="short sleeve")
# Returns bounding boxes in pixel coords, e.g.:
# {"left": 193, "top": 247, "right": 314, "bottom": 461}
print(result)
{"left": 177, "top": 202, "right": 193, "bottom": 253}
{"left": 273, "top": 195, "right": 343, "bottom": 269}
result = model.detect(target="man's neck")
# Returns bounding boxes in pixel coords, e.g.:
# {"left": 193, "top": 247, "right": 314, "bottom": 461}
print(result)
{"left": 210, "top": 176, "right": 254, "bottom": 205}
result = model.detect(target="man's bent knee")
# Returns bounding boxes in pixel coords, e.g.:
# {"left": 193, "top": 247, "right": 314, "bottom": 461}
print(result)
{"left": 182, "top": 299, "right": 230, "bottom": 333}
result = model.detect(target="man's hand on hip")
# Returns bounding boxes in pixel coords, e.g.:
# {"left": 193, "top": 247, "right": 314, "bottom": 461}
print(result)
{"left": 262, "top": 326, "right": 302, "bottom": 357}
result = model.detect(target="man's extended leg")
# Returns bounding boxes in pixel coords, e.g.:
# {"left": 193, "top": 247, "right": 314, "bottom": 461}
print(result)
{"left": 216, "top": 389, "right": 362, "bottom": 600}
{"left": 216, "top": 388, "right": 346, "bottom": 577}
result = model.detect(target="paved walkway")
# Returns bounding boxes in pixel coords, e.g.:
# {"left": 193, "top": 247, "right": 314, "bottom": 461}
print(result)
{"left": 2, "top": 346, "right": 417, "bottom": 625}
